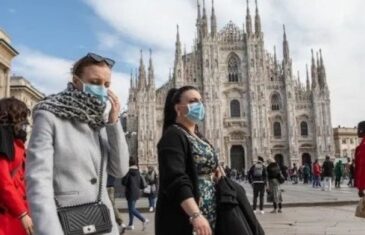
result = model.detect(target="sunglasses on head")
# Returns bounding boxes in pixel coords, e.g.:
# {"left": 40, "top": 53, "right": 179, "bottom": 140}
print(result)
{"left": 86, "top": 53, "right": 115, "bottom": 68}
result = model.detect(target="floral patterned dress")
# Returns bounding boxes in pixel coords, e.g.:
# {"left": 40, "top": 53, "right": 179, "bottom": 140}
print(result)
{"left": 176, "top": 125, "right": 219, "bottom": 230}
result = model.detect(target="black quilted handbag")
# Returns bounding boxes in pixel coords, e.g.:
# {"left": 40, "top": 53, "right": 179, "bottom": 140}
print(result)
{"left": 56, "top": 134, "right": 112, "bottom": 235}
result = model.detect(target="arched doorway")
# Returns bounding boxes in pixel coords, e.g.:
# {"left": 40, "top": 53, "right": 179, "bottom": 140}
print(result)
{"left": 302, "top": 153, "right": 312, "bottom": 166}
{"left": 274, "top": 154, "right": 284, "bottom": 166}
{"left": 230, "top": 145, "right": 245, "bottom": 172}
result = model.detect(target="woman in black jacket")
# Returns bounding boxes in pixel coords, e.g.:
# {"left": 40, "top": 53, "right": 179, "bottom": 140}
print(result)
{"left": 122, "top": 157, "right": 149, "bottom": 231}
{"left": 156, "top": 86, "right": 221, "bottom": 235}
{"left": 266, "top": 158, "right": 283, "bottom": 213}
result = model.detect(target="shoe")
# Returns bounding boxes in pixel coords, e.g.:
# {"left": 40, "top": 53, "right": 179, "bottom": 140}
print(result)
{"left": 253, "top": 210, "right": 257, "bottom": 214}
{"left": 270, "top": 210, "right": 277, "bottom": 214}
{"left": 149, "top": 207, "right": 154, "bottom": 212}
{"left": 119, "top": 224, "right": 126, "bottom": 234}
{"left": 142, "top": 219, "right": 150, "bottom": 231}
{"left": 278, "top": 209, "right": 282, "bottom": 213}
{"left": 125, "top": 225, "right": 134, "bottom": 230}
{"left": 260, "top": 210, "right": 265, "bottom": 214}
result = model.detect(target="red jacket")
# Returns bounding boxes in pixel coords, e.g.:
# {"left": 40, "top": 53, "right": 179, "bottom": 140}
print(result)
{"left": 312, "top": 163, "right": 321, "bottom": 176}
{"left": 355, "top": 138, "right": 365, "bottom": 191}
{"left": 0, "top": 139, "right": 28, "bottom": 235}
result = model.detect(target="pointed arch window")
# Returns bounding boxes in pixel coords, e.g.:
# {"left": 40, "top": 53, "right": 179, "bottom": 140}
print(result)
{"left": 230, "top": 100, "right": 241, "bottom": 117}
{"left": 271, "top": 93, "right": 281, "bottom": 111}
{"left": 273, "top": 122, "right": 282, "bottom": 138}
{"left": 300, "top": 121, "right": 308, "bottom": 137}
{"left": 227, "top": 54, "right": 240, "bottom": 82}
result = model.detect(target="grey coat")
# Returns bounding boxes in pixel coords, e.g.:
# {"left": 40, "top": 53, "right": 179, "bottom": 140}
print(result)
{"left": 26, "top": 110, "right": 129, "bottom": 235}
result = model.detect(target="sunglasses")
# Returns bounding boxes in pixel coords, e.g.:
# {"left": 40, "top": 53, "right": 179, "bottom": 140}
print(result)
{"left": 86, "top": 53, "right": 115, "bottom": 68}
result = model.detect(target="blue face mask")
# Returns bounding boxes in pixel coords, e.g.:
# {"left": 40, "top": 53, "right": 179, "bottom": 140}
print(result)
{"left": 76, "top": 77, "right": 108, "bottom": 103}
{"left": 186, "top": 102, "right": 205, "bottom": 123}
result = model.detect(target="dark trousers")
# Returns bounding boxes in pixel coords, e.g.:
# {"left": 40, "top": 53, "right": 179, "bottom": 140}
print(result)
{"left": 273, "top": 202, "right": 282, "bottom": 210}
{"left": 252, "top": 183, "right": 265, "bottom": 211}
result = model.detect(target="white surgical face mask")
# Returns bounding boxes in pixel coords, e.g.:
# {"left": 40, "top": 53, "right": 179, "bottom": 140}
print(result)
{"left": 103, "top": 100, "right": 112, "bottom": 122}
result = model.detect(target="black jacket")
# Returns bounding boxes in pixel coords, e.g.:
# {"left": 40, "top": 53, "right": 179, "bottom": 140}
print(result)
{"left": 322, "top": 160, "right": 334, "bottom": 177}
{"left": 248, "top": 163, "right": 267, "bottom": 184}
{"left": 122, "top": 167, "right": 145, "bottom": 201}
{"left": 155, "top": 124, "right": 199, "bottom": 235}
{"left": 215, "top": 177, "right": 265, "bottom": 235}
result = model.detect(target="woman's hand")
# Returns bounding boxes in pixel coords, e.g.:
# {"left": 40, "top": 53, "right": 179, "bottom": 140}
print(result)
{"left": 213, "top": 166, "right": 225, "bottom": 183}
{"left": 20, "top": 214, "right": 34, "bottom": 235}
{"left": 192, "top": 215, "right": 212, "bottom": 235}
{"left": 107, "top": 90, "right": 121, "bottom": 124}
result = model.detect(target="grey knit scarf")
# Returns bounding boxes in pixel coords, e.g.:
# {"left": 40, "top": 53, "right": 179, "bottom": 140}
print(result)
{"left": 34, "top": 83, "right": 106, "bottom": 130}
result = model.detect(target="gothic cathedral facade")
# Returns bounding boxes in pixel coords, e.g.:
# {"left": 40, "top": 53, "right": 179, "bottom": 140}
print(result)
{"left": 126, "top": 1, "right": 334, "bottom": 171}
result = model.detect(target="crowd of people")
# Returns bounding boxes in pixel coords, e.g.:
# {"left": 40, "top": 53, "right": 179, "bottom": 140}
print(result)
{"left": 0, "top": 52, "right": 364, "bottom": 235}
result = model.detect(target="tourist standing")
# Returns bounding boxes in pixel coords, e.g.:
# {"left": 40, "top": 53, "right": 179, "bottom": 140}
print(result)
{"left": 321, "top": 156, "right": 334, "bottom": 191}
{"left": 248, "top": 156, "right": 267, "bottom": 214}
{"left": 145, "top": 166, "right": 158, "bottom": 212}
{"left": 312, "top": 160, "right": 322, "bottom": 188}
{"left": 291, "top": 163, "right": 298, "bottom": 184}
{"left": 303, "top": 164, "right": 310, "bottom": 184}
{"left": 334, "top": 160, "right": 344, "bottom": 188}
{"left": 355, "top": 121, "right": 365, "bottom": 198}
{"left": 267, "top": 158, "right": 284, "bottom": 213}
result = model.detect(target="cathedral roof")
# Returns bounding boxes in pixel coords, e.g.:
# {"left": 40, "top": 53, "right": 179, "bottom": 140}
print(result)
{"left": 219, "top": 21, "right": 243, "bottom": 42}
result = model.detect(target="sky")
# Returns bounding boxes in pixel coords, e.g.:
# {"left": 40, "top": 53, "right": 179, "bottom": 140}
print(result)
{"left": 0, "top": 0, "right": 364, "bottom": 127}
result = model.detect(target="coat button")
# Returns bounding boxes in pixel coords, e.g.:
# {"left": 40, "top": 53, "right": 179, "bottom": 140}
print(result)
{"left": 90, "top": 178, "right": 97, "bottom": 184}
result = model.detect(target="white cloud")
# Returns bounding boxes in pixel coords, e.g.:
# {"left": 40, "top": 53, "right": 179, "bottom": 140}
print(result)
{"left": 12, "top": 47, "right": 130, "bottom": 107}
{"left": 84, "top": 0, "right": 365, "bottom": 127}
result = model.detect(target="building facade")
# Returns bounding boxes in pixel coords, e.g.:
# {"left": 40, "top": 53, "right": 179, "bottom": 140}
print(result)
{"left": 10, "top": 76, "right": 45, "bottom": 111}
{"left": 333, "top": 127, "right": 359, "bottom": 159}
{"left": 0, "top": 29, "right": 18, "bottom": 98}
{"left": 127, "top": 1, "right": 334, "bottom": 170}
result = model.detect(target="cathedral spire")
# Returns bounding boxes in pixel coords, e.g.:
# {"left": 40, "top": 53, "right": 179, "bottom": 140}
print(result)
{"left": 273, "top": 46, "right": 278, "bottom": 68}
{"left": 319, "top": 49, "right": 327, "bottom": 89}
{"left": 283, "top": 25, "right": 290, "bottom": 63}
{"left": 175, "top": 25, "right": 182, "bottom": 65}
{"left": 138, "top": 50, "right": 147, "bottom": 89}
{"left": 246, "top": 0, "right": 252, "bottom": 35}
{"left": 148, "top": 49, "right": 155, "bottom": 89}
{"left": 211, "top": 0, "right": 217, "bottom": 37}
{"left": 201, "top": 0, "right": 208, "bottom": 38}
{"left": 306, "top": 64, "right": 310, "bottom": 91}
{"left": 311, "top": 49, "right": 318, "bottom": 89}
{"left": 254, "top": 0, "right": 261, "bottom": 35}
{"left": 130, "top": 70, "right": 134, "bottom": 89}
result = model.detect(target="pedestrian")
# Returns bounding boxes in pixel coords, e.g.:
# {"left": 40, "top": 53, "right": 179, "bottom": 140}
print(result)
{"left": 267, "top": 158, "right": 284, "bottom": 213}
{"left": 26, "top": 53, "right": 129, "bottom": 235}
{"left": 334, "top": 160, "right": 344, "bottom": 188}
{"left": 145, "top": 166, "right": 158, "bottom": 212}
{"left": 291, "top": 163, "right": 298, "bottom": 184}
{"left": 122, "top": 157, "right": 149, "bottom": 231}
{"left": 348, "top": 159, "right": 355, "bottom": 187}
{"left": 321, "top": 156, "right": 334, "bottom": 191}
{"left": 355, "top": 121, "right": 365, "bottom": 198}
{"left": 312, "top": 159, "right": 322, "bottom": 188}
{"left": 247, "top": 156, "right": 267, "bottom": 214}
{"left": 107, "top": 174, "right": 126, "bottom": 233}
{"left": 303, "top": 164, "right": 310, "bottom": 184}
{"left": 0, "top": 98, "right": 33, "bottom": 235}
{"left": 156, "top": 86, "right": 223, "bottom": 235}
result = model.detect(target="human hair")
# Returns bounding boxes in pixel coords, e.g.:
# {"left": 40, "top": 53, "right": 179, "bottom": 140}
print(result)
{"left": 71, "top": 57, "right": 108, "bottom": 77}
{"left": 0, "top": 97, "right": 30, "bottom": 135}
{"left": 162, "top": 86, "right": 198, "bottom": 133}
{"left": 358, "top": 121, "right": 365, "bottom": 138}
{"left": 325, "top": 156, "right": 330, "bottom": 160}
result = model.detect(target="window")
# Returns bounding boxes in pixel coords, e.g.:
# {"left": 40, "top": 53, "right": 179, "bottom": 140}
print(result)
{"left": 300, "top": 121, "right": 308, "bottom": 137}
{"left": 230, "top": 100, "right": 241, "bottom": 117}
{"left": 350, "top": 138, "right": 354, "bottom": 144}
{"left": 343, "top": 149, "right": 348, "bottom": 157}
{"left": 273, "top": 122, "right": 281, "bottom": 138}
{"left": 228, "top": 55, "right": 240, "bottom": 82}
{"left": 271, "top": 94, "right": 281, "bottom": 111}
{"left": 342, "top": 139, "right": 346, "bottom": 144}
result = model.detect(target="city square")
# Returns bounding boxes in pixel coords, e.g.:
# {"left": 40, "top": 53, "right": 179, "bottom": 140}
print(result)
{"left": 1, "top": 0, "right": 365, "bottom": 235}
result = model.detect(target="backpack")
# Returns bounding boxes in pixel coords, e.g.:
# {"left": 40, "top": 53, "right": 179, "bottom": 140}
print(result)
{"left": 253, "top": 164, "right": 264, "bottom": 178}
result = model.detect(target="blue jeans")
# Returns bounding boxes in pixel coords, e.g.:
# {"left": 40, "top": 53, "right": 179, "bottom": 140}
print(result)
{"left": 312, "top": 175, "right": 321, "bottom": 187}
{"left": 148, "top": 194, "right": 156, "bottom": 208}
{"left": 127, "top": 200, "right": 145, "bottom": 226}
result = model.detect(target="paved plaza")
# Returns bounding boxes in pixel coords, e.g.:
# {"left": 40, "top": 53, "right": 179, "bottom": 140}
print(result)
{"left": 120, "top": 205, "right": 365, "bottom": 235}
{"left": 116, "top": 182, "right": 364, "bottom": 235}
